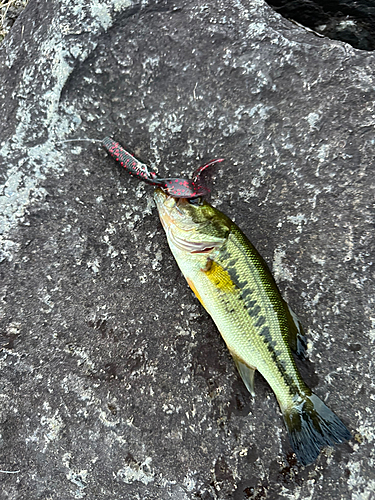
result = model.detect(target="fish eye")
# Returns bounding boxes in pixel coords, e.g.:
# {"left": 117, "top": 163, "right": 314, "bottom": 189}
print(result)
{"left": 188, "top": 196, "right": 203, "bottom": 206}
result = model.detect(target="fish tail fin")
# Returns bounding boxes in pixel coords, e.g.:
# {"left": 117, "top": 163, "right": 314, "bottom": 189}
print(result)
{"left": 282, "top": 393, "right": 352, "bottom": 466}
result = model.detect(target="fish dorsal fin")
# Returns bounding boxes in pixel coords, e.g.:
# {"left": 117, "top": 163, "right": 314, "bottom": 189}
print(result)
{"left": 285, "top": 303, "right": 307, "bottom": 359}
{"left": 230, "top": 352, "right": 256, "bottom": 397}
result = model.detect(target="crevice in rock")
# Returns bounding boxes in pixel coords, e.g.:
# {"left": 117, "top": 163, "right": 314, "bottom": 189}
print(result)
{"left": 265, "top": 0, "right": 375, "bottom": 50}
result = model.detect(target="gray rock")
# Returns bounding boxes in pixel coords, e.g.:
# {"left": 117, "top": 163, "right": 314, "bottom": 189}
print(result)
{"left": 0, "top": 0, "right": 28, "bottom": 43}
{"left": 0, "top": 0, "right": 373, "bottom": 498}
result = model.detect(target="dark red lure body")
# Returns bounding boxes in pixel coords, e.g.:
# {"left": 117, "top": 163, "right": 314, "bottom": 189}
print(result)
{"left": 102, "top": 137, "right": 223, "bottom": 198}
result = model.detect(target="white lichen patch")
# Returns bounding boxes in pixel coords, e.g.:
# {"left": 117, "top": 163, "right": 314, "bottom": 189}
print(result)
{"left": 343, "top": 223, "right": 354, "bottom": 262}
{"left": 346, "top": 458, "right": 375, "bottom": 500}
{"left": 355, "top": 409, "right": 375, "bottom": 445}
{"left": 90, "top": 0, "right": 112, "bottom": 30}
{"left": 151, "top": 248, "right": 163, "bottom": 271}
{"left": 306, "top": 112, "right": 321, "bottom": 131}
{"left": 86, "top": 258, "right": 101, "bottom": 273}
{"left": 61, "top": 373, "right": 96, "bottom": 401}
{"left": 117, "top": 456, "right": 154, "bottom": 485}
{"left": 315, "top": 144, "right": 330, "bottom": 176}
{"left": 0, "top": 0, "right": 134, "bottom": 263}
{"left": 286, "top": 213, "right": 308, "bottom": 233}
{"left": 365, "top": 314, "right": 375, "bottom": 343}
{"left": 102, "top": 234, "right": 119, "bottom": 259}
{"left": 97, "top": 406, "right": 120, "bottom": 428}
{"left": 162, "top": 403, "right": 182, "bottom": 415}
{"left": 311, "top": 254, "right": 326, "bottom": 266}
{"left": 24, "top": 404, "right": 66, "bottom": 453}
{"left": 62, "top": 453, "right": 88, "bottom": 499}
{"left": 183, "top": 471, "right": 197, "bottom": 492}
{"left": 63, "top": 345, "right": 96, "bottom": 373}
{"left": 40, "top": 411, "right": 64, "bottom": 444}
{"left": 272, "top": 246, "right": 294, "bottom": 282}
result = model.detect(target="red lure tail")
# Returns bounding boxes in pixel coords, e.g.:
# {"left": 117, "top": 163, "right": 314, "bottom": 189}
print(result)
{"left": 102, "top": 137, "right": 223, "bottom": 198}
{"left": 102, "top": 137, "right": 159, "bottom": 186}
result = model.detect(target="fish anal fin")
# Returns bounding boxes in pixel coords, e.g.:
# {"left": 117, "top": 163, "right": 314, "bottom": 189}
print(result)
{"left": 230, "top": 352, "right": 256, "bottom": 397}
{"left": 286, "top": 303, "right": 307, "bottom": 359}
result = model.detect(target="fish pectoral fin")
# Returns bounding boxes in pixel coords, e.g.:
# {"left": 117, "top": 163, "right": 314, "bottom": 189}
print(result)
{"left": 203, "top": 260, "right": 237, "bottom": 293}
{"left": 285, "top": 303, "right": 307, "bottom": 359}
{"left": 231, "top": 352, "right": 256, "bottom": 397}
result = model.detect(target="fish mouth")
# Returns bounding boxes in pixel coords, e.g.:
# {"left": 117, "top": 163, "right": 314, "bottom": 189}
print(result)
{"left": 154, "top": 189, "right": 176, "bottom": 230}
{"left": 154, "top": 188, "right": 189, "bottom": 220}
{"left": 154, "top": 188, "right": 168, "bottom": 205}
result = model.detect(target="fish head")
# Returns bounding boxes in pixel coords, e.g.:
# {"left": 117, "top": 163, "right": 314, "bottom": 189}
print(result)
{"left": 154, "top": 189, "right": 230, "bottom": 255}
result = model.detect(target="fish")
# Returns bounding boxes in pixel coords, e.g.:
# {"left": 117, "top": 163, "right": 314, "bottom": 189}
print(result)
{"left": 153, "top": 189, "right": 352, "bottom": 466}
{"left": 102, "top": 137, "right": 351, "bottom": 465}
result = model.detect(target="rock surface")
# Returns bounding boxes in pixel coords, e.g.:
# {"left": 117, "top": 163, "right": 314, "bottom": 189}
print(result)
{"left": 0, "top": 0, "right": 374, "bottom": 498}
{"left": 0, "top": 0, "right": 28, "bottom": 43}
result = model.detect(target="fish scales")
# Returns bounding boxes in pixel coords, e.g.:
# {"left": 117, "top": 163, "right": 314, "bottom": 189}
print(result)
{"left": 184, "top": 222, "right": 305, "bottom": 405}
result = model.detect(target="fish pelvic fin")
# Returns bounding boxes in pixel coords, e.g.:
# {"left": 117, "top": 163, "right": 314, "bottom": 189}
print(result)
{"left": 231, "top": 352, "right": 256, "bottom": 397}
{"left": 186, "top": 277, "right": 206, "bottom": 309}
{"left": 282, "top": 393, "right": 352, "bottom": 466}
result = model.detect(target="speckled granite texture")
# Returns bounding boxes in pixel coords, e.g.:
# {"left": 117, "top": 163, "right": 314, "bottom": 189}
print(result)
{"left": 0, "top": 1, "right": 374, "bottom": 498}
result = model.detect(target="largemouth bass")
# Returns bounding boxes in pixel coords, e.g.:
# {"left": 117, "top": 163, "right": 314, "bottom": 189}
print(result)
{"left": 154, "top": 189, "right": 351, "bottom": 466}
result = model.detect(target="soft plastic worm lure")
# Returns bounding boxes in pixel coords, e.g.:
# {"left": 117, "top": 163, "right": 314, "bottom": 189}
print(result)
{"left": 101, "top": 137, "right": 223, "bottom": 198}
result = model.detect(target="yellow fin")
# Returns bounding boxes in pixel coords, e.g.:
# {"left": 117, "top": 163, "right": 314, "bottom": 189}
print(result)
{"left": 204, "top": 261, "right": 236, "bottom": 293}
{"left": 186, "top": 277, "right": 205, "bottom": 308}
{"left": 231, "top": 352, "right": 256, "bottom": 397}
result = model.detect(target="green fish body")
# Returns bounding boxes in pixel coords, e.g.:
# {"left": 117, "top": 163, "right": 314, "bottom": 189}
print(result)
{"left": 154, "top": 189, "right": 351, "bottom": 465}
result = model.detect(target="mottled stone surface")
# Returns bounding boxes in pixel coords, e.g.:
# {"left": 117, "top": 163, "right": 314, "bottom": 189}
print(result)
{"left": 0, "top": 0, "right": 28, "bottom": 43}
{"left": 0, "top": 0, "right": 374, "bottom": 498}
